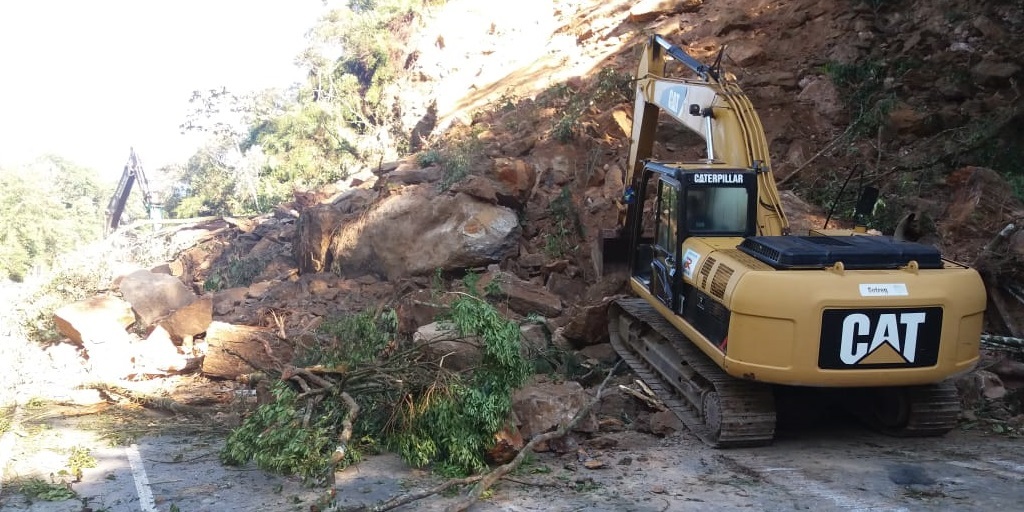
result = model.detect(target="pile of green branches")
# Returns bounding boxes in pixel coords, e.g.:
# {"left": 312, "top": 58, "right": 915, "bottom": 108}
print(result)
{"left": 221, "top": 289, "right": 531, "bottom": 483}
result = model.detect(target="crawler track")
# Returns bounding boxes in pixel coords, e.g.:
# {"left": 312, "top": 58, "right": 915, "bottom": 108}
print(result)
{"left": 608, "top": 298, "right": 776, "bottom": 447}
{"left": 853, "top": 380, "right": 961, "bottom": 437}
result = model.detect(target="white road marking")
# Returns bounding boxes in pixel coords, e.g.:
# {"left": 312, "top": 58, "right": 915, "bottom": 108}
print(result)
{"left": 125, "top": 443, "right": 158, "bottom": 512}
{"left": 0, "top": 405, "right": 24, "bottom": 500}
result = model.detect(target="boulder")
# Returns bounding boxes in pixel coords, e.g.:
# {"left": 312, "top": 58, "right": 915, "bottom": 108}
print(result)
{"left": 157, "top": 296, "right": 213, "bottom": 342}
{"left": 137, "top": 325, "right": 193, "bottom": 374}
{"left": 628, "top": 0, "right": 702, "bottom": 22}
{"left": 546, "top": 272, "right": 587, "bottom": 303}
{"left": 396, "top": 289, "right": 451, "bottom": 335}
{"left": 727, "top": 41, "right": 766, "bottom": 67}
{"left": 82, "top": 331, "right": 138, "bottom": 378}
{"left": 519, "top": 323, "right": 549, "bottom": 355}
{"left": 213, "top": 287, "right": 249, "bottom": 316}
{"left": 487, "top": 158, "right": 536, "bottom": 210}
{"left": 942, "top": 166, "right": 1024, "bottom": 242}
{"left": 486, "top": 424, "right": 525, "bottom": 464}
{"left": 971, "top": 59, "right": 1021, "bottom": 86}
{"left": 327, "top": 187, "right": 520, "bottom": 280}
{"left": 454, "top": 157, "right": 540, "bottom": 209}
{"left": 385, "top": 165, "right": 444, "bottom": 186}
{"left": 561, "top": 299, "right": 614, "bottom": 347}
{"left": 649, "top": 410, "right": 684, "bottom": 436}
{"left": 512, "top": 378, "right": 598, "bottom": 440}
{"left": 413, "top": 322, "right": 482, "bottom": 372}
{"left": 483, "top": 272, "right": 563, "bottom": 318}
{"left": 579, "top": 343, "right": 618, "bottom": 364}
{"left": 53, "top": 295, "right": 135, "bottom": 344}
{"left": 119, "top": 270, "right": 197, "bottom": 326}
{"left": 798, "top": 76, "right": 844, "bottom": 121}
{"left": 957, "top": 370, "right": 1007, "bottom": 410}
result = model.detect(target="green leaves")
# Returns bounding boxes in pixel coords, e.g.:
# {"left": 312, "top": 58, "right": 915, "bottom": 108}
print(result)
{"left": 0, "top": 157, "right": 105, "bottom": 281}
{"left": 394, "top": 294, "right": 530, "bottom": 476}
{"left": 223, "top": 295, "right": 531, "bottom": 482}
{"left": 221, "top": 382, "right": 341, "bottom": 483}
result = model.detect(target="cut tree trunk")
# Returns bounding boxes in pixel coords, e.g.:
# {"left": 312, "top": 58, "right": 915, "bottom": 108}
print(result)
{"left": 201, "top": 322, "right": 292, "bottom": 379}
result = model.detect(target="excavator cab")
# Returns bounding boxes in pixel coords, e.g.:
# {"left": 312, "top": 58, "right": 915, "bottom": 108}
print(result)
{"left": 630, "top": 162, "right": 757, "bottom": 313}
{"left": 622, "top": 162, "right": 761, "bottom": 323}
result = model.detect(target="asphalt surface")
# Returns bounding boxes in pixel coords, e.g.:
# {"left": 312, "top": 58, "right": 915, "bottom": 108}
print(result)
{"left": 3, "top": 405, "right": 1024, "bottom": 512}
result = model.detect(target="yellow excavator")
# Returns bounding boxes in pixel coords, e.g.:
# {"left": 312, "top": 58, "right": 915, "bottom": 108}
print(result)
{"left": 602, "top": 35, "right": 987, "bottom": 447}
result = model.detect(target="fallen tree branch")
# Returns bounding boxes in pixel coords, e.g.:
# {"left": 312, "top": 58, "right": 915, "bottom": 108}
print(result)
{"left": 335, "top": 391, "right": 360, "bottom": 462}
{"left": 82, "top": 383, "right": 211, "bottom": 417}
{"left": 618, "top": 383, "right": 667, "bottom": 411}
{"left": 446, "top": 361, "right": 622, "bottom": 512}
{"left": 335, "top": 475, "right": 484, "bottom": 512}
{"left": 334, "top": 362, "right": 622, "bottom": 512}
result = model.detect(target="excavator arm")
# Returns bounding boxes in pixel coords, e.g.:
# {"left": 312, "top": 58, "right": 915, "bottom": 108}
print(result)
{"left": 624, "top": 35, "right": 789, "bottom": 237}
{"left": 105, "top": 148, "right": 162, "bottom": 233}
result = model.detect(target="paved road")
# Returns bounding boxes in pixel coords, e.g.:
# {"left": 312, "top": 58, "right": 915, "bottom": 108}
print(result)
{"left": 3, "top": 405, "right": 1024, "bottom": 512}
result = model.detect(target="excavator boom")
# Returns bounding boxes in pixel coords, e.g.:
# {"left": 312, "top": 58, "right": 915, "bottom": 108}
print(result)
{"left": 624, "top": 35, "right": 789, "bottom": 238}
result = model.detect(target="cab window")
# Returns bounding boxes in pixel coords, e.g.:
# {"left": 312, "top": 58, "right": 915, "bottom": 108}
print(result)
{"left": 657, "top": 180, "right": 678, "bottom": 250}
{"left": 686, "top": 187, "right": 748, "bottom": 233}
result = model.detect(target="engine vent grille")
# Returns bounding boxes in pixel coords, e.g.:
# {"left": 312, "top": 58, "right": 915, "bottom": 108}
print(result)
{"left": 719, "top": 249, "right": 773, "bottom": 271}
{"left": 699, "top": 257, "right": 716, "bottom": 288}
{"left": 710, "top": 265, "right": 734, "bottom": 299}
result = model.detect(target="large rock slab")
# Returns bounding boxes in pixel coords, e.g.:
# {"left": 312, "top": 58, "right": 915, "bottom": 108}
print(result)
{"left": 413, "top": 322, "right": 482, "bottom": 372}
{"left": 480, "top": 270, "right": 563, "bottom": 318}
{"left": 157, "top": 296, "right": 213, "bottom": 342}
{"left": 53, "top": 295, "right": 135, "bottom": 344}
{"left": 119, "top": 270, "right": 197, "bottom": 325}
{"left": 512, "top": 378, "right": 598, "bottom": 439}
{"left": 327, "top": 187, "right": 520, "bottom": 280}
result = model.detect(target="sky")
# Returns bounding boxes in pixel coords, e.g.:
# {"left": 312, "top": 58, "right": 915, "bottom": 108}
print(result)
{"left": 0, "top": 1, "right": 324, "bottom": 182}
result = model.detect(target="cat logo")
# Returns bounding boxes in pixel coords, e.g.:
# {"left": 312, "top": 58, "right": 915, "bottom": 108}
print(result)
{"left": 818, "top": 307, "right": 943, "bottom": 369}
{"left": 840, "top": 312, "right": 924, "bottom": 364}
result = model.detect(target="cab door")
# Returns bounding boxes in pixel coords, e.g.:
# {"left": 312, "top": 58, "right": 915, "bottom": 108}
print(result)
{"left": 650, "top": 178, "right": 680, "bottom": 309}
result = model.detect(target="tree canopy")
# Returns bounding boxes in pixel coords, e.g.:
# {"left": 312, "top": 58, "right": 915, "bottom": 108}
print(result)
{"left": 167, "top": 0, "right": 439, "bottom": 219}
{"left": 0, "top": 156, "right": 106, "bottom": 281}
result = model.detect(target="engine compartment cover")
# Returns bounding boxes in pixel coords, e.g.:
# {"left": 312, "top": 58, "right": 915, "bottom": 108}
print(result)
{"left": 737, "top": 235, "right": 943, "bottom": 270}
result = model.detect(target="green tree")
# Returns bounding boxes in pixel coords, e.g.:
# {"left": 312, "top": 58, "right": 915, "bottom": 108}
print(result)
{"left": 0, "top": 157, "right": 105, "bottom": 281}
{"left": 171, "top": 1, "right": 444, "bottom": 216}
